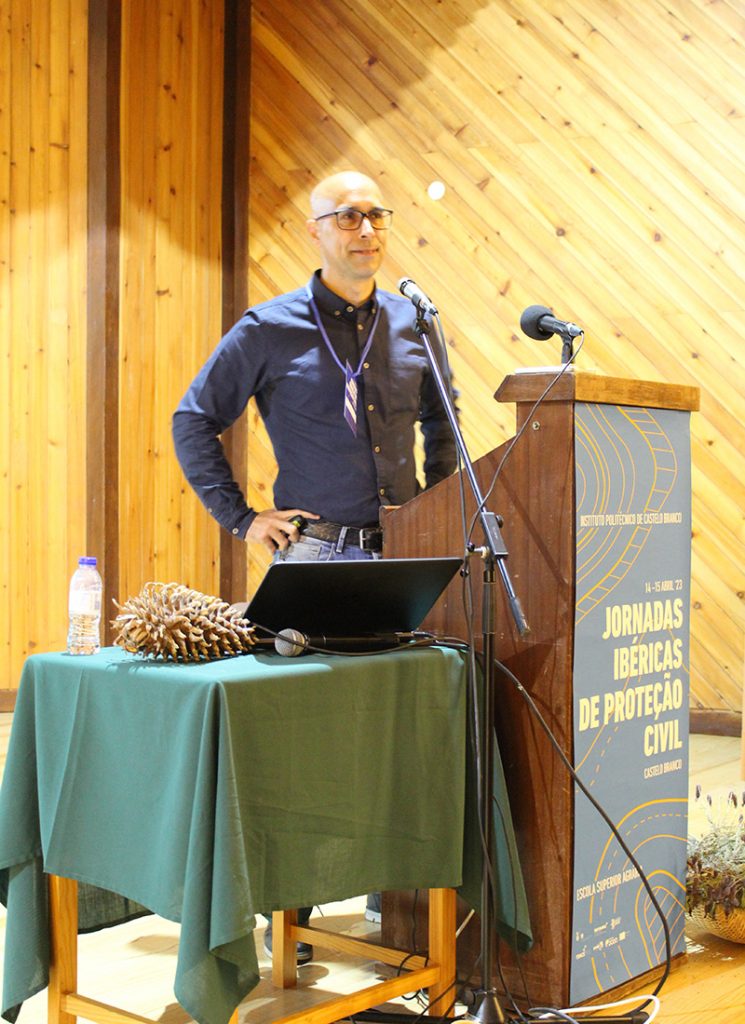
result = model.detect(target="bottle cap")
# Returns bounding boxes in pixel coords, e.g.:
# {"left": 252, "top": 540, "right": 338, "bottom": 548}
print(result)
{"left": 78, "top": 556, "right": 98, "bottom": 566}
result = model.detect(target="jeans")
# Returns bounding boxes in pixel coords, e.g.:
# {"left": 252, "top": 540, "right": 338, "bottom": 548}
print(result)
{"left": 276, "top": 533, "right": 382, "bottom": 562}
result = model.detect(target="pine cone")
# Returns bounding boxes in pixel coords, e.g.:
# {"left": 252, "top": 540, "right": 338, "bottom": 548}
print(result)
{"left": 112, "top": 581, "right": 256, "bottom": 661}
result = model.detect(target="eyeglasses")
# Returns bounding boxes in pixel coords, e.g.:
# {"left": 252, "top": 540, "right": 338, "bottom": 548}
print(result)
{"left": 314, "top": 207, "right": 393, "bottom": 230}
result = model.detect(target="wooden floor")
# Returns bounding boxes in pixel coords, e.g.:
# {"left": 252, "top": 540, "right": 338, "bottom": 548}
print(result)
{"left": 1, "top": 714, "right": 744, "bottom": 1024}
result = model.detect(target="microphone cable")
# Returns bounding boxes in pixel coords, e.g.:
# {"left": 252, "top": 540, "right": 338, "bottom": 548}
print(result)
{"left": 467, "top": 334, "right": 584, "bottom": 550}
{"left": 425, "top": 639, "right": 667, "bottom": 1024}
{"left": 495, "top": 656, "right": 671, "bottom": 1022}
{"left": 425, "top": 308, "right": 582, "bottom": 555}
{"left": 439, "top": 313, "right": 670, "bottom": 1022}
{"left": 249, "top": 621, "right": 440, "bottom": 657}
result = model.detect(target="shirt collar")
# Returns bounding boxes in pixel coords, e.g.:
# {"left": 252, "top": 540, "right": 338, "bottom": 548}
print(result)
{"left": 309, "top": 271, "right": 377, "bottom": 319}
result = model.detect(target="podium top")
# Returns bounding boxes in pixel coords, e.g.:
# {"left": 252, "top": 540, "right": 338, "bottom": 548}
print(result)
{"left": 495, "top": 370, "right": 700, "bottom": 412}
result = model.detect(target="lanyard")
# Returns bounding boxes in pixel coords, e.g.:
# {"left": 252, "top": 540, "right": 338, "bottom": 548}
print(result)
{"left": 306, "top": 286, "right": 381, "bottom": 379}
{"left": 306, "top": 286, "right": 382, "bottom": 436}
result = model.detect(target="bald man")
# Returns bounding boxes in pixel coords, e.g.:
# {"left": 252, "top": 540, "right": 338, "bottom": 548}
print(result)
{"left": 173, "top": 170, "right": 456, "bottom": 561}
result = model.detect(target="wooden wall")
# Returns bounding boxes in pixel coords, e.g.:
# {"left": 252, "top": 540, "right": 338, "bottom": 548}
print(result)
{"left": 248, "top": 0, "right": 745, "bottom": 719}
{"left": 118, "top": 1, "right": 225, "bottom": 603}
{"left": 0, "top": 0, "right": 228, "bottom": 701}
{"left": 0, "top": 0, "right": 88, "bottom": 692}
{"left": 1, "top": 0, "right": 743, "bottom": 724}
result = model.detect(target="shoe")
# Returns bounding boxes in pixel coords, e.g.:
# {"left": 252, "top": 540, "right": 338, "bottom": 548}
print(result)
{"left": 365, "top": 892, "right": 381, "bottom": 924}
{"left": 263, "top": 909, "right": 313, "bottom": 964}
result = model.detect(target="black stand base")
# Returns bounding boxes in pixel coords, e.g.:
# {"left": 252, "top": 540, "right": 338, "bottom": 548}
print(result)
{"left": 464, "top": 988, "right": 506, "bottom": 1024}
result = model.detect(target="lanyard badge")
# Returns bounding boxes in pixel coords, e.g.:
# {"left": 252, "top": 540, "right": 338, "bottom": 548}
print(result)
{"left": 307, "top": 286, "right": 381, "bottom": 436}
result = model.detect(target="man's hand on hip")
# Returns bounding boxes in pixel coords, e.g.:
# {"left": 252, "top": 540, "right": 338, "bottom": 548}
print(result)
{"left": 246, "top": 509, "right": 320, "bottom": 554}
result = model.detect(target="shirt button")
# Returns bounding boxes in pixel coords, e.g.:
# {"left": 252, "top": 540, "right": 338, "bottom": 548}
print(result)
{"left": 346, "top": 305, "right": 354, "bottom": 313}
{"left": 379, "top": 488, "right": 386, "bottom": 496}
{"left": 367, "top": 403, "right": 375, "bottom": 412}
{"left": 363, "top": 361, "right": 370, "bottom": 369}
{"left": 357, "top": 323, "right": 364, "bottom": 331}
{"left": 334, "top": 310, "right": 341, "bottom": 317}
{"left": 232, "top": 528, "right": 239, "bottom": 535}
{"left": 374, "top": 445, "right": 381, "bottom": 453}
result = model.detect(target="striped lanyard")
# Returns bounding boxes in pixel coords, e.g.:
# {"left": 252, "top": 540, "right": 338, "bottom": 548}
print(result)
{"left": 306, "top": 285, "right": 381, "bottom": 436}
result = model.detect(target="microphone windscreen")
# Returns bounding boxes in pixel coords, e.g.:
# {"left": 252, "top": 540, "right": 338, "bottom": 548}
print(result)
{"left": 274, "top": 628, "right": 307, "bottom": 657}
{"left": 520, "top": 304, "right": 554, "bottom": 340}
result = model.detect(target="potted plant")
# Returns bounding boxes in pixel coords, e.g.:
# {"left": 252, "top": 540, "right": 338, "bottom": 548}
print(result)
{"left": 686, "top": 787, "right": 745, "bottom": 942}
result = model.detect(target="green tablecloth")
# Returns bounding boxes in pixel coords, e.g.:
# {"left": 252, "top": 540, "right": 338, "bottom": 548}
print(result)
{"left": 1, "top": 646, "right": 472, "bottom": 1024}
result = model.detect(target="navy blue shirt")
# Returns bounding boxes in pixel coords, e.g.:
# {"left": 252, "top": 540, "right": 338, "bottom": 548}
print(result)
{"left": 172, "top": 273, "right": 456, "bottom": 538}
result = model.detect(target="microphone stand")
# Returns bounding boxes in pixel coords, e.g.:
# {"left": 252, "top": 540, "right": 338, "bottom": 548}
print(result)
{"left": 560, "top": 332, "right": 575, "bottom": 365}
{"left": 411, "top": 307, "right": 529, "bottom": 1024}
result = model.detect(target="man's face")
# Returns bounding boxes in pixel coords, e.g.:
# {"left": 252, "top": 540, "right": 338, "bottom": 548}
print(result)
{"left": 307, "top": 183, "right": 389, "bottom": 292}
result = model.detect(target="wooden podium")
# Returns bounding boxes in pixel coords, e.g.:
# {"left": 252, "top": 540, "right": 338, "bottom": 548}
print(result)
{"left": 380, "top": 370, "right": 699, "bottom": 1009}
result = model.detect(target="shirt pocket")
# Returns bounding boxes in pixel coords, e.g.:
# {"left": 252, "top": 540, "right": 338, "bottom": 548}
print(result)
{"left": 384, "top": 353, "right": 426, "bottom": 415}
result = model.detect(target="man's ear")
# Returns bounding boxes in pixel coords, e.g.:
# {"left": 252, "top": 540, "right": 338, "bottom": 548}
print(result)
{"left": 306, "top": 218, "right": 320, "bottom": 245}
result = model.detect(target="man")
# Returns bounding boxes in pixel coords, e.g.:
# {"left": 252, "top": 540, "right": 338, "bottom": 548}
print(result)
{"left": 173, "top": 169, "right": 456, "bottom": 562}
{"left": 172, "top": 170, "right": 457, "bottom": 959}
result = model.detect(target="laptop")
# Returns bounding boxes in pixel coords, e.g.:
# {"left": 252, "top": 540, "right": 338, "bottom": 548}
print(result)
{"left": 242, "top": 556, "right": 462, "bottom": 645}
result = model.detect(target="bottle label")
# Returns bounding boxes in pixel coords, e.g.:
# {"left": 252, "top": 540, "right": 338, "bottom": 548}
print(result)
{"left": 69, "top": 591, "right": 102, "bottom": 616}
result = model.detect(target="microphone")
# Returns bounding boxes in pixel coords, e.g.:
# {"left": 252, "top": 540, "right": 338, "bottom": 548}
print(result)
{"left": 274, "top": 628, "right": 423, "bottom": 657}
{"left": 520, "top": 304, "right": 583, "bottom": 340}
{"left": 398, "top": 277, "right": 438, "bottom": 315}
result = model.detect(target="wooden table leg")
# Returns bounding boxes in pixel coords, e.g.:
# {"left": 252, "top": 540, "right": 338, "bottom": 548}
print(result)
{"left": 272, "top": 909, "right": 298, "bottom": 989}
{"left": 427, "top": 888, "right": 456, "bottom": 1017}
{"left": 49, "top": 875, "right": 78, "bottom": 1024}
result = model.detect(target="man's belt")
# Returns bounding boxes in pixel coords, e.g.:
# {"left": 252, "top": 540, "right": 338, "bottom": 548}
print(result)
{"left": 301, "top": 519, "right": 383, "bottom": 552}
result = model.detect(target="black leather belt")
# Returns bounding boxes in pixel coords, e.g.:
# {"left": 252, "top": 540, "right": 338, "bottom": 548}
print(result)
{"left": 301, "top": 519, "right": 383, "bottom": 552}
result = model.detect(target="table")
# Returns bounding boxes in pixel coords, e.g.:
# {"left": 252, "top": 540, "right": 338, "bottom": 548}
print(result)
{"left": 1, "top": 646, "right": 469, "bottom": 1024}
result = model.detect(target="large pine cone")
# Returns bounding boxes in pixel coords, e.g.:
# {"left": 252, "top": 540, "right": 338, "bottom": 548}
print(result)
{"left": 113, "top": 582, "right": 256, "bottom": 661}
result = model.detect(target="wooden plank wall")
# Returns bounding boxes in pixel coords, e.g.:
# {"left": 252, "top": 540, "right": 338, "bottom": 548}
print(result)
{"left": 0, "top": 0, "right": 226, "bottom": 699}
{"left": 0, "top": 0, "right": 88, "bottom": 692}
{"left": 118, "top": 1, "right": 225, "bottom": 604}
{"left": 248, "top": 0, "right": 745, "bottom": 717}
{"left": 1, "top": 0, "right": 742, "bottom": 723}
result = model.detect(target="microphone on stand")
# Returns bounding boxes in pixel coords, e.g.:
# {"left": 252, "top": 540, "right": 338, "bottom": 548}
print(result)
{"left": 520, "top": 304, "right": 583, "bottom": 340}
{"left": 274, "top": 628, "right": 424, "bottom": 657}
{"left": 398, "top": 277, "right": 438, "bottom": 315}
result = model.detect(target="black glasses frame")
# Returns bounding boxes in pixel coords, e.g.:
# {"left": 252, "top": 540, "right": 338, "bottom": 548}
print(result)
{"left": 314, "top": 207, "right": 394, "bottom": 230}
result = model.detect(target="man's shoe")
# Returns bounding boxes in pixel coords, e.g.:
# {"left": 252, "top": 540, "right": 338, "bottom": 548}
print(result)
{"left": 365, "top": 892, "right": 381, "bottom": 924}
{"left": 263, "top": 916, "right": 313, "bottom": 964}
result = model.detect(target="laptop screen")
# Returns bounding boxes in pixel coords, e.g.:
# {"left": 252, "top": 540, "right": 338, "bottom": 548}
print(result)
{"left": 243, "top": 556, "right": 462, "bottom": 638}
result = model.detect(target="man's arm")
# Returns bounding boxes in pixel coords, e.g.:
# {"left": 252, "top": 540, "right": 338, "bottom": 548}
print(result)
{"left": 172, "top": 407, "right": 256, "bottom": 538}
{"left": 172, "top": 320, "right": 319, "bottom": 551}
{"left": 173, "top": 403, "right": 319, "bottom": 552}
{"left": 172, "top": 318, "right": 266, "bottom": 538}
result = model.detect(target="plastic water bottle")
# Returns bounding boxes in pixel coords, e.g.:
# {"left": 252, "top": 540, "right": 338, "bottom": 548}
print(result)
{"left": 67, "top": 556, "right": 103, "bottom": 655}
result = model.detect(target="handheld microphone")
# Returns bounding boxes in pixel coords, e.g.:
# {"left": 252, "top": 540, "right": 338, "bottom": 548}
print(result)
{"left": 398, "top": 277, "right": 438, "bottom": 315}
{"left": 274, "top": 628, "right": 425, "bottom": 657}
{"left": 520, "top": 304, "right": 583, "bottom": 340}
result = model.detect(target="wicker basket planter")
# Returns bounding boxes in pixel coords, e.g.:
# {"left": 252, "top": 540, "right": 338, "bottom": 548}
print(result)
{"left": 686, "top": 789, "right": 745, "bottom": 943}
{"left": 689, "top": 905, "right": 745, "bottom": 943}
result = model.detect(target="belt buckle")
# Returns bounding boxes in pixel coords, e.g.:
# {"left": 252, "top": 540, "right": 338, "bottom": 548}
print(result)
{"left": 359, "top": 527, "right": 382, "bottom": 552}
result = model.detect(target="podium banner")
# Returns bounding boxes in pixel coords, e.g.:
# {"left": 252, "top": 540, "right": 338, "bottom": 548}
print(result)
{"left": 570, "top": 403, "right": 691, "bottom": 1003}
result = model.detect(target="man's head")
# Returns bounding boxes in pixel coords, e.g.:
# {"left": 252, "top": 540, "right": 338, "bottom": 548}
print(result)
{"left": 306, "top": 171, "right": 392, "bottom": 303}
